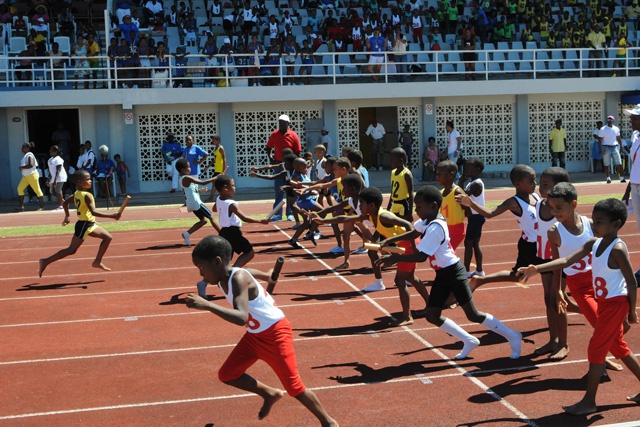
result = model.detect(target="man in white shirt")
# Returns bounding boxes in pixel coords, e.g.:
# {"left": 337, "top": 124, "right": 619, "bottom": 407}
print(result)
{"left": 598, "top": 115, "right": 625, "bottom": 183}
{"left": 144, "top": 0, "right": 164, "bottom": 26}
{"left": 364, "top": 118, "right": 386, "bottom": 171}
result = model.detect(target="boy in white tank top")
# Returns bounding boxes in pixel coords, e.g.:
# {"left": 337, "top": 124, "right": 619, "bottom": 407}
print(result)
{"left": 518, "top": 198, "right": 640, "bottom": 415}
{"left": 459, "top": 157, "right": 486, "bottom": 278}
{"left": 185, "top": 236, "right": 338, "bottom": 426}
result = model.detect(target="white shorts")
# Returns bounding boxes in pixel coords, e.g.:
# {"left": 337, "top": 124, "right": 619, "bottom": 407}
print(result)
{"left": 368, "top": 55, "right": 384, "bottom": 64}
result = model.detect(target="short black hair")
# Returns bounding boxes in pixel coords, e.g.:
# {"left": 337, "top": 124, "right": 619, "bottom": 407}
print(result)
{"left": 114, "top": 154, "right": 121, "bottom": 159}
{"left": 341, "top": 173, "right": 364, "bottom": 192}
{"left": 415, "top": 185, "right": 443, "bottom": 208}
{"left": 341, "top": 146, "right": 354, "bottom": 155}
{"left": 593, "top": 198, "right": 627, "bottom": 227}
{"left": 325, "top": 156, "right": 336, "bottom": 167}
{"left": 437, "top": 159, "right": 458, "bottom": 175}
{"left": 336, "top": 157, "right": 351, "bottom": 169}
{"left": 541, "top": 166, "right": 570, "bottom": 185}
{"left": 548, "top": 182, "right": 577, "bottom": 202}
{"left": 283, "top": 153, "right": 297, "bottom": 165}
{"left": 466, "top": 157, "right": 485, "bottom": 172}
{"left": 510, "top": 164, "right": 535, "bottom": 185}
{"left": 176, "top": 158, "right": 189, "bottom": 173}
{"left": 347, "top": 150, "right": 363, "bottom": 166}
{"left": 390, "top": 147, "right": 407, "bottom": 162}
{"left": 282, "top": 148, "right": 294, "bottom": 157}
{"left": 359, "top": 186, "right": 383, "bottom": 209}
{"left": 71, "top": 169, "right": 90, "bottom": 183}
{"left": 313, "top": 144, "right": 327, "bottom": 153}
{"left": 214, "top": 174, "right": 232, "bottom": 191}
{"left": 192, "top": 235, "right": 233, "bottom": 264}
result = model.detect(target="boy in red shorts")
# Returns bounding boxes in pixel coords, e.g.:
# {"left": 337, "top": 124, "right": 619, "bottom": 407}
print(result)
{"left": 518, "top": 198, "right": 640, "bottom": 415}
{"left": 185, "top": 236, "right": 338, "bottom": 426}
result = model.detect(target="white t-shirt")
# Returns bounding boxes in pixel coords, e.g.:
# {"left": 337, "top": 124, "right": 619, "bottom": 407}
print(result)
{"left": 20, "top": 152, "right": 38, "bottom": 176}
{"left": 145, "top": 0, "right": 163, "bottom": 14}
{"left": 447, "top": 129, "right": 461, "bottom": 154}
{"left": 415, "top": 216, "right": 459, "bottom": 270}
{"left": 599, "top": 125, "right": 620, "bottom": 146}
{"left": 366, "top": 123, "right": 386, "bottom": 140}
{"left": 216, "top": 196, "right": 242, "bottom": 227}
{"left": 47, "top": 156, "right": 68, "bottom": 183}
{"left": 629, "top": 130, "right": 640, "bottom": 184}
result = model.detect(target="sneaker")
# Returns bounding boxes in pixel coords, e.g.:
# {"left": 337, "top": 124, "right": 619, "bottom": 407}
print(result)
{"left": 303, "top": 231, "right": 313, "bottom": 240}
{"left": 369, "top": 166, "right": 376, "bottom": 172}
{"left": 607, "top": 177, "right": 612, "bottom": 184}
{"left": 352, "top": 246, "right": 368, "bottom": 254}
{"left": 15, "top": 206, "right": 24, "bottom": 212}
{"left": 471, "top": 270, "right": 485, "bottom": 277}
{"left": 329, "top": 246, "right": 344, "bottom": 254}
{"left": 378, "top": 166, "right": 383, "bottom": 171}
{"left": 36, "top": 207, "right": 44, "bottom": 211}
{"left": 291, "top": 222, "right": 302, "bottom": 230}
{"left": 182, "top": 231, "right": 191, "bottom": 246}
{"left": 55, "top": 205, "right": 64, "bottom": 210}
{"left": 270, "top": 215, "right": 282, "bottom": 222}
{"left": 288, "top": 239, "right": 303, "bottom": 249}
{"left": 313, "top": 232, "right": 322, "bottom": 240}
{"left": 287, "top": 215, "right": 295, "bottom": 221}
{"left": 363, "top": 281, "right": 386, "bottom": 292}
{"left": 621, "top": 177, "right": 626, "bottom": 183}
{"left": 132, "top": 84, "right": 139, "bottom": 89}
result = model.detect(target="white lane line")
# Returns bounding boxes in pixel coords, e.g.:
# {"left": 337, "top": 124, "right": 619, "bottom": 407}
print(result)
{"left": 271, "top": 226, "right": 538, "bottom": 426}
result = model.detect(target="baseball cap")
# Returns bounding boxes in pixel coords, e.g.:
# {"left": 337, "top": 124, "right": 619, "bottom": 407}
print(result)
{"left": 278, "top": 114, "right": 290, "bottom": 122}
{"left": 224, "top": 37, "right": 230, "bottom": 44}
{"left": 607, "top": 115, "right": 615, "bottom": 120}
{"left": 623, "top": 104, "right": 640, "bottom": 116}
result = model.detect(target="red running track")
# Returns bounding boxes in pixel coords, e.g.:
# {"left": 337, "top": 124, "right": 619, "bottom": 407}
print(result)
{"left": 1, "top": 182, "right": 639, "bottom": 426}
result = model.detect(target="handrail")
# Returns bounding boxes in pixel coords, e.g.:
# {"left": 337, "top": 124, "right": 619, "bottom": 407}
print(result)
{"left": 0, "top": 46, "right": 635, "bottom": 89}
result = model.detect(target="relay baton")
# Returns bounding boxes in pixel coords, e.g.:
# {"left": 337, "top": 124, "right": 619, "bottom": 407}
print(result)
{"left": 266, "top": 257, "right": 285, "bottom": 294}
{"left": 363, "top": 242, "right": 406, "bottom": 254}
{"left": 118, "top": 195, "right": 132, "bottom": 216}
{"left": 266, "top": 199, "right": 286, "bottom": 221}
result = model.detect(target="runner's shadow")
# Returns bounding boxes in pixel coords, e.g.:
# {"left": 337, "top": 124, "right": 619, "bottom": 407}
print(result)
{"left": 286, "top": 290, "right": 363, "bottom": 301}
{"left": 530, "top": 404, "right": 636, "bottom": 426}
{"left": 294, "top": 317, "right": 394, "bottom": 337}
{"left": 159, "top": 292, "right": 225, "bottom": 305}
{"left": 17, "top": 280, "right": 104, "bottom": 291}
{"left": 136, "top": 244, "right": 185, "bottom": 251}
{"left": 314, "top": 359, "right": 458, "bottom": 384}
{"left": 468, "top": 375, "right": 585, "bottom": 403}
{"left": 285, "top": 266, "right": 372, "bottom": 278}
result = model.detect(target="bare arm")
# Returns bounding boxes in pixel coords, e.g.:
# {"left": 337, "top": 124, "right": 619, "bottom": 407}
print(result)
{"left": 456, "top": 194, "right": 518, "bottom": 218}
{"left": 249, "top": 170, "right": 286, "bottom": 180}
{"left": 518, "top": 238, "right": 596, "bottom": 281}
{"left": 185, "top": 270, "right": 252, "bottom": 326}
{"left": 85, "top": 193, "right": 121, "bottom": 220}
{"left": 229, "top": 203, "right": 269, "bottom": 224}
{"left": 610, "top": 243, "right": 638, "bottom": 324}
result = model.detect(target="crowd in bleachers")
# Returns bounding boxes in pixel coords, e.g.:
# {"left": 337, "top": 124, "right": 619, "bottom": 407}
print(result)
{"left": 2, "top": 0, "right": 640, "bottom": 88}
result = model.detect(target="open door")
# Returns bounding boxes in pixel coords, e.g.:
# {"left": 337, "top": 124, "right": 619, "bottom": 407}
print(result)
{"left": 27, "top": 109, "right": 80, "bottom": 169}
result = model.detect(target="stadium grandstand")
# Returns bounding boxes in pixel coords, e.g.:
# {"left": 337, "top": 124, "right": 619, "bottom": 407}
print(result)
{"left": 2, "top": 0, "right": 640, "bottom": 198}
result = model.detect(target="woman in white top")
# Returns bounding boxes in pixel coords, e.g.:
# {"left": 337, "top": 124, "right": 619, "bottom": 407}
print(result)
{"left": 393, "top": 31, "right": 408, "bottom": 82}
{"left": 16, "top": 141, "right": 45, "bottom": 211}
{"left": 622, "top": 104, "right": 640, "bottom": 232}
{"left": 47, "top": 145, "right": 68, "bottom": 210}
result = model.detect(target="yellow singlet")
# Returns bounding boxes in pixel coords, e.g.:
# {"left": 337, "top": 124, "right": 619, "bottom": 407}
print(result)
{"left": 74, "top": 190, "right": 96, "bottom": 222}
{"left": 390, "top": 167, "right": 410, "bottom": 201}
{"left": 371, "top": 208, "right": 406, "bottom": 239}
{"left": 212, "top": 146, "right": 224, "bottom": 173}
{"left": 440, "top": 185, "right": 465, "bottom": 226}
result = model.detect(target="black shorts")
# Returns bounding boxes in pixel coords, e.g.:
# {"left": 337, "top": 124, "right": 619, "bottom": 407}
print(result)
{"left": 193, "top": 204, "right": 213, "bottom": 221}
{"left": 465, "top": 214, "right": 486, "bottom": 241}
{"left": 428, "top": 261, "right": 473, "bottom": 308}
{"left": 391, "top": 198, "right": 411, "bottom": 217}
{"left": 220, "top": 226, "right": 253, "bottom": 254}
{"left": 74, "top": 220, "right": 96, "bottom": 239}
{"left": 511, "top": 237, "right": 544, "bottom": 273}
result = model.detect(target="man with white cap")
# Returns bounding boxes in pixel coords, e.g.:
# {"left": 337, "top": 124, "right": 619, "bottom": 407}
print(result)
{"left": 265, "top": 114, "right": 302, "bottom": 221}
{"left": 622, "top": 104, "right": 640, "bottom": 232}
{"left": 598, "top": 115, "right": 625, "bottom": 183}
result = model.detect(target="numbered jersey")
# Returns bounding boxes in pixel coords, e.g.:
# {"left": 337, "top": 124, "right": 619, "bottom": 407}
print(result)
{"left": 74, "top": 190, "right": 95, "bottom": 222}
{"left": 556, "top": 215, "right": 593, "bottom": 276}
{"left": 440, "top": 185, "right": 465, "bottom": 226}
{"left": 415, "top": 216, "right": 459, "bottom": 270}
{"left": 535, "top": 199, "right": 557, "bottom": 260}
{"left": 218, "top": 268, "right": 285, "bottom": 333}
{"left": 591, "top": 238, "right": 628, "bottom": 300}
{"left": 390, "top": 167, "right": 411, "bottom": 201}
{"left": 513, "top": 193, "right": 540, "bottom": 242}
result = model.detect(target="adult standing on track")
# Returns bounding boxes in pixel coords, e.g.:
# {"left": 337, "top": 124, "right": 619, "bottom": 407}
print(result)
{"left": 162, "top": 132, "right": 183, "bottom": 193}
{"left": 622, "top": 104, "right": 640, "bottom": 233}
{"left": 598, "top": 115, "right": 625, "bottom": 184}
{"left": 365, "top": 117, "right": 386, "bottom": 171}
{"left": 265, "top": 114, "right": 301, "bottom": 222}
{"left": 16, "top": 141, "right": 45, "bottom": 212}
{"left": 182, "top": 134, "right": 208, "bottom": 179}
{"left": 549, "top": 118, "right": 567, "bottom": 169}
{"left": 446, "top": 120, "right": 462, "bottom": 166}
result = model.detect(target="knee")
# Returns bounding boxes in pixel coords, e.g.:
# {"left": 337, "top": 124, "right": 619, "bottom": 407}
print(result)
{"left": 424, "top": 310, "right": 441, "bottom": 324}
{"left": 466, "top": 312, "right": 485, "bottom": 324}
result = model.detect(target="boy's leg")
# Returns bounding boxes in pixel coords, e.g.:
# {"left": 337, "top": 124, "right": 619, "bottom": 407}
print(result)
{"left": 537, "top": 272, "right": 569, "bottom": 360}
{"left": 39, "top": 236, "right": 85, "bottom": 277}
{"left": 294, "top": 390, "right": 338, "bottom": 427}
{"left": 621, "top": 353, "right": 640, "bottom": 402}
{"left": 224, "top": 373, "right": 285, "bottom": 419}
{"left": 234, "top": 249, "right": 255, "bottom": 268}
{"left": 463, "top": 237, "right": 474, "bottom": 272}
{"left": 88, "top": 227, "right": 114, "bottom": 271}
{"left": 563, "top": 363, "right": 601, "bottom": 415}
{"left": 473, "top": 239, "right": 484, "bottom": 273}
{"left": 394, "top": 270, "right": 413, "bottom": 325}
{"left": 363, "top": 249, "right": 385, "bottom": 292}
{"left": 183, "top": 218, "right": 207, "bottom": 246}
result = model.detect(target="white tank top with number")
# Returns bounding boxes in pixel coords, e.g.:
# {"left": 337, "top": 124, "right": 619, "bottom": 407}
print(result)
{"left": 316, "top": 157, "right": 327, "bottom": 180}
{"left": 535, "top": 199, "right": 557, "bottom": 260}
{"left": 415, "top": 216, "right": 459, "bottom": 270}
{"left": 216, "top": 196, "right": 242, "bottom": 227}
{"left": 412, "top": 15, "right": 422, "bottom": 28}
{"left": 513, "top": 193, "right": 540, "bottom": 242}
{"left": 219, "top": 268, "right": 285, "bottom": 333}
{"left": 556, "top": 215, "right": 593, "bottom": 276}
{"left": 591, "top": 237, "right": 628, "bottom": 300}
{"left": 464, "top": 178, "right": 484, "bottom": 215}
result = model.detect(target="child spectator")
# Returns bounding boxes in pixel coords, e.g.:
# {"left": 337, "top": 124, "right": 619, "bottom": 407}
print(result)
{"left": 313, "top": 144, "right": 327, "bottom": 185}
{"left": 518, "top": 198, "right": 640, "bottom": 415}
{"left": 458, "top": 157, "right": 485, "bottom": 277}
{"left": 347, "top": 149, "right": 369, "bottom": 188}
{"left": 176, "top": 158, "right": 221, "bottom": 246}
{"left": 184, "top": 236, "right": 338, "bottom": 426}
{"left": 47, "top": 145, "right": 68, "bottom": 210}
{"left": 204, "top": 135, "right": 227, "bottom": 202}
{"left": 398, "top": 124, "right": 414, "bottom": 167}
{"left": 436, "top": 160, "right": 467, "bottom": 251}
{"left": 38, "top": 170, "right": 121, "bottom": 277}
{"left": 377, "top": 186, "right": 522, "bottom": 359}
{"left": 213, "top": 174, "right": 269, "bottom": 267}
{"left": 422, "top": 136, "right": 439, "bottom": 181}
{"left": 591, "top": 121, "right": 604, "bottom": 173}
{"left": 113, "top": 154, "right": 130, "bottom": 195}
{"left": 387, "top": 148, "right": 414, "bottom": 223}
{"left": 456, "top": 164, "right": 541, "bottom": 293}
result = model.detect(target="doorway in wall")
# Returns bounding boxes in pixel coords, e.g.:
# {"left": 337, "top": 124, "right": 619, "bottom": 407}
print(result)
{"left": 358, "top": 106, "right": 398, "bottom": 170}
{"left": 26, "top": 109, "right": 80, "bottom": 168}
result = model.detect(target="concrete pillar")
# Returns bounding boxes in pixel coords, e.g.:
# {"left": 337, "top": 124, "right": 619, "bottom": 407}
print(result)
{"left": 515, "top": 94, "right": 529, "bottom": 165}
{"left": 218, "top": 103, "right": 235, "bottom": 177}
{"left": 323, "top": 100, "right": 338, "bottom": 157}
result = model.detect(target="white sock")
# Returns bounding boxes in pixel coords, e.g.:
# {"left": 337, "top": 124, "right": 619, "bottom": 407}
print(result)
{"left": 182, "top": 231, "right": 191, "bottom": 246}
{"left": 481, "top": 313, "right": 522, "bottom": 359}
{"left": 197, "top": 280, "right": 207, "bottom": 299}
{"left": 440, "top": 318, "right": 480, "bottom": 359}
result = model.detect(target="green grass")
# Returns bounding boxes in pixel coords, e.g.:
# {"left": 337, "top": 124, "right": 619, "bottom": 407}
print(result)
{"left": 0, "top": 192, "right": 623, "bottom": 239}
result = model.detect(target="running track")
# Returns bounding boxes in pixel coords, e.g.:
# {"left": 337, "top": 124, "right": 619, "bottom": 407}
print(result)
{"left": 1, "top": 182, "right": 639, "bottom": 426}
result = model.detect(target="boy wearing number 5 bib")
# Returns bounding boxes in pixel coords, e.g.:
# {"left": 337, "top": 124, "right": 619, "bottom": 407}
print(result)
{"left": 185, "top": 236, "right": 338, "bottom": 426}
{"left": 518, "top": 197, "right": 640, "bottom": 415}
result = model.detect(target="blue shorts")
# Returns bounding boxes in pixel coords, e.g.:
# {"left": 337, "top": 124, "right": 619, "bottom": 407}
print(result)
{"left": 296, "top": 198, "right": 317, "bottom": 210}
{"left": 193, "top": 204, "right": 213, "bottom": 220}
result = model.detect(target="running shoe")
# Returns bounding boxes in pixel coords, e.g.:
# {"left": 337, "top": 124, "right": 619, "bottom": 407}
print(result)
{"left": 329, "top": 246, "right": 344, "bottom": 254}
{"left": 287, "top": 215, "right": 295, "bottom": 221}
{"left": 182, "top": 231, "right": 191, "bottom": 246}
{"left": 352, "top": 247, "right": 368, "bottom": 254}
{"left": 270, "top": 215, "right": 282, "bottom": 222}
{"left": 288, "top": 239, "right": 303, "bottom": 249}
{"left": 363, "top": 281, "right": 386, "bottom": 292}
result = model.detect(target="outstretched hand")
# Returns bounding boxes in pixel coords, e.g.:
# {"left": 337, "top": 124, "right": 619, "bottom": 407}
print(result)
{"left": 185, "top": 293, "right": 211, "bottom": 310}
{"left": 515, "top": 265, "right": 538, "bottom": 283}
{"left": 454, "top": 193, "right": 471, "bottom": 207}
{"left": 374, "top": 254, "right": 397, "bottom": 267}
